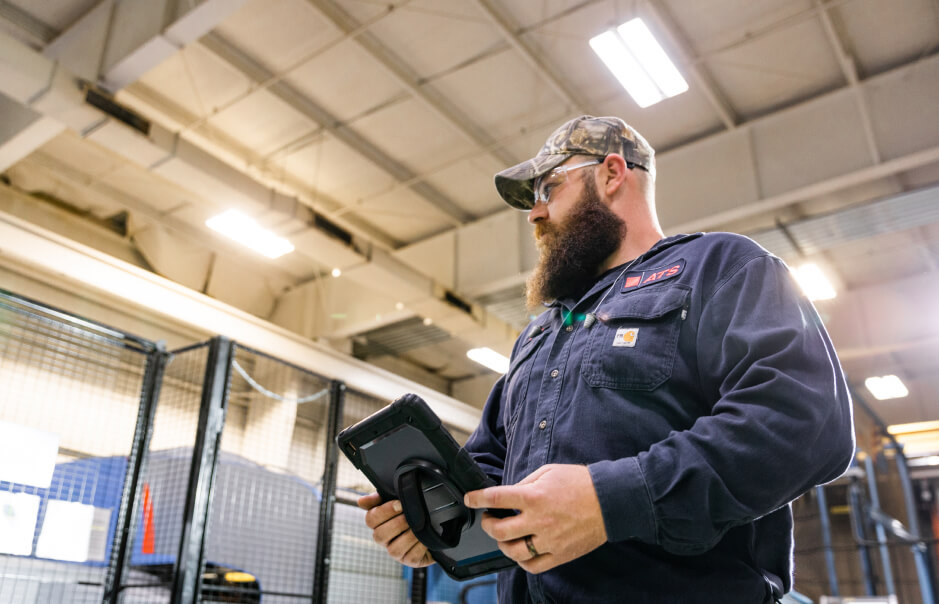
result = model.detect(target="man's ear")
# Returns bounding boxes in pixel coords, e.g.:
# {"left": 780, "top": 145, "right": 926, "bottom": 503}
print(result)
{"left": 599, "top": 154, "right": 629, "bottom": 196}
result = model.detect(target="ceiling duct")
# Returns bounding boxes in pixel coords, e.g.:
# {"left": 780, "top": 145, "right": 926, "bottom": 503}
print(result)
{"left": 313, "top": 213, "right": 354, "bottom": 247}
{"left": 476, "top": 285, "right": 534, "bottom": 330}
{"left": 83, "top": 86, "right": 150, "bottom": 136}
{"left": 751, "top": 182, "right": 939, "bottom": 258}
{"left": 443, "top": 290, "right": 473, "bottom": 315}
{"left": 354, "top": 316, "right": 452, "bottom": 357}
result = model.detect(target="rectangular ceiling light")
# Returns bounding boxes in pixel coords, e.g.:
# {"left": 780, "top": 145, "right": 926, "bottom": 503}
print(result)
{"left": 865, "top": 375, "right": 909, "bottom": 400}
{"left": 589, "top": 18, "right": 688, "bottom": 108}
{"left": 467, "top": 347, "right": 510, "bottom": 374}
{"left": 205, "top": 209, "right": 295, "bottom": 259}
{"left": 792, "top": 263, "right": 837, "bottom": 301}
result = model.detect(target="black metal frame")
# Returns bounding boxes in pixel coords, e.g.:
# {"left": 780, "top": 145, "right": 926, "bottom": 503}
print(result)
{"left": 104, "top": 342, "right": 168, "bottom": 603}
{"left": 171, "top": 336, "right": 234, "bottom": 604}
{"left": 313, "top": 379, "right": 346, "bottom": 604}
{"left": 0, "top": 290, "right": 431, "bottom": 604}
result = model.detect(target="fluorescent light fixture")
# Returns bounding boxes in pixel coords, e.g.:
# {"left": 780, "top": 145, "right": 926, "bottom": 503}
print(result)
{"left": 205, "top": 209, "right": 294, "bottom": 259}
{"left": 467, "top": 347, "right": 510, "bottom": 374}
{"left": 590, "top": 18, "right": 688, "bottom": 108}
{"left": 792, "top": 263, "right": 837, "bottom": 301}
{"left": 888, "top": 420, "right": 939, "bottom": 435}
{"left": 36, "top": 500, "right": 95, "bottom": 562}
{"left": 0, "top": 492, "right": 41, "bottom": 555}
{"left": 865, "top": 375, "right": 909, "bottom": 400}
{"left": 0, "top": 421, "right": 59, "bottom": 488}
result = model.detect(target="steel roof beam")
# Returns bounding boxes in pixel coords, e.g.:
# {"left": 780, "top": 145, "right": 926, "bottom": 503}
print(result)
{"left": 471, "top": 0, "right": 590, "bottom": 114}
{"left": 200, "top": 32, "right": 474, "bottom": 227}
{"left": 306, "top": 0, "right": 521, "bottom": 169}
{"left": 644, "top": 1, "right": 738, "bottom": 130}
{"left": 814, "top": 0, "right": 881, "bottom": 165}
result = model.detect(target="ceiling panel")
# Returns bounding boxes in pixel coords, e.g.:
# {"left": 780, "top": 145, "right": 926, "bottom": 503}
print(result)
{"left": 708, "top": 17, "right": 843, "bottom": 118}
{"left": 355, "top": 186, "right": 457, "bottom": 242}
{"left": 285, "top": 37, "right": 407, "bottom": 124}
{"left": 213, "top": 0, "right": 335, "bottom": 74}
{"left": 287, "top": 134, "right": 397, "bottom": 207}
{"left": 664, "top": 0, "right": 815, "bottom": 56}
{"left": 423, "top": 153, "right": 508, "bottom": 217}
{"left": 136, "top": 44, "right": 253, "bottom": 123}
{"left": 7, "top": 0, "right": 98, "bottom": 33}
{"left": 865, "top": 57, "right": 939, "bottom": 161}
{"left": 348, "top": 97, "right": 473, "bottom": 182}
{"left": 430, "top": 49, "right": 557, "bottom": 136}
{"left": 839, "top": 0, "right": 939, "bottom": 76}
{"left": 367, "top": 1, "right": 504, "bottom": 79}
{"left": 204, "top": 89, "right": 317, "bottom": 158}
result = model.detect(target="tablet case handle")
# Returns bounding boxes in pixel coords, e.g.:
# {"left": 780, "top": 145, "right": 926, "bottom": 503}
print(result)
{"left": 394, "top": 459, "right": 471, "bottom": 551}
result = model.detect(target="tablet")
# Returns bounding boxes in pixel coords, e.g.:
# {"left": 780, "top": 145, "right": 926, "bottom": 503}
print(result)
{"left": 336, "top": 393, "right": 515, "bottom": 580}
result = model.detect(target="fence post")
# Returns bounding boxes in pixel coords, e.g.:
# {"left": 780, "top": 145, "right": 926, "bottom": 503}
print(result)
{"left": 104, "top": 342, "right": 168, "bottom": 603}
{"left": 313, "top": 380, "right": 345, "bottom": 603}
{"left": 171, "top": 336, "right": 233, "bottom": 604}
{"left": 815, "top": 485, "right": 840, "bottom": 596}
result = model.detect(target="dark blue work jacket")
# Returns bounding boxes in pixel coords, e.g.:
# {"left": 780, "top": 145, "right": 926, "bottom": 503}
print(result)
{"left": 465, "top": 232, "right": 855, "bottom": 604}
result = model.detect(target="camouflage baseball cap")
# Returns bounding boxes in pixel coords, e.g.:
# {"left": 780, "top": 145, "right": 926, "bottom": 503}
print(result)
{"left": 494, "top": 115, "right": 656, "bottom": 210}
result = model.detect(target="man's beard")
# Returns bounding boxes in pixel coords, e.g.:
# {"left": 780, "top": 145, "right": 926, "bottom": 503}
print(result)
{"left": 526, "top": 176, "right": 625, "bottom": 309}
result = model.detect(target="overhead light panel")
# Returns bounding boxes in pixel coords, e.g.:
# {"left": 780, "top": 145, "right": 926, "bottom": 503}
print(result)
{"left": 865, "top": 375, "right": 909, "bottom": 400}
{"left": 590, "top": 18, "right": 688, "bottom": 108}
{"left": 792, "top": 263, "right": 837, "bottom": 301}
{"left": 205, "top": 209, "right": 294, "bottom": 259}
{"left": 467, "top": 347, "right": 510, "bottom": 374}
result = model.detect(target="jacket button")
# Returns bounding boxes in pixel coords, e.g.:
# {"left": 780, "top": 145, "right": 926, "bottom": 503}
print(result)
{"left": 565, "top": 325, "right": 573, "bottom": 332}
{"left": 539, "top": 420, "right": 547, "bottom": 430}
{"left": 550, "top": 369, "right": 559, "bottom": 378}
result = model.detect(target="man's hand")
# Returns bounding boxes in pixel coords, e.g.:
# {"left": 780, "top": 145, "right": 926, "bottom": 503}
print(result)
{"left": 464, "top": 464, "right": 608, "bottom": 574}
{"left": 357, "top": 493, "right": 434, "bottom": 568}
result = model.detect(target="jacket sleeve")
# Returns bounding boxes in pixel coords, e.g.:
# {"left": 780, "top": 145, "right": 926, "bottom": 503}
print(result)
{"left": 588, "top": 254, "right": 855, "bottom": 554}
{"left": 463, "top": 374, "right": 507, "bottom": 486}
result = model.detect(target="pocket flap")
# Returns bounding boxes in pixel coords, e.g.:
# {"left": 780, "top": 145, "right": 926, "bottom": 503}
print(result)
{"left": 606, "top": 285, "right": 689, "bottom": 320}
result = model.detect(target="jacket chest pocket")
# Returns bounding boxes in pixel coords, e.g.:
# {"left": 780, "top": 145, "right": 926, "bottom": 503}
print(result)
{"left": 582, "top": 285, "right": 690, "bottom": 391}
{"left": 504, "top": 327, "right": 550, "bottom": 439}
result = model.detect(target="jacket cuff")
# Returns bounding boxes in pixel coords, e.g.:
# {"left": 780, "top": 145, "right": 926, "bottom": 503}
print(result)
{"left": 588, "top": 457, "right": 657, "bottom": 544}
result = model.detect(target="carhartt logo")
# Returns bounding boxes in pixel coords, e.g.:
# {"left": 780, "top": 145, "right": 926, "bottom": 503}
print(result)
{"left": 613, "top": 327, "right": 638, "bottom": 347}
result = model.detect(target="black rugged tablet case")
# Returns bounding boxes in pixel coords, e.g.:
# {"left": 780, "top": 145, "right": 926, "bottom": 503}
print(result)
{"left": 336, "top": 393, "right": 515, "bottom": 580}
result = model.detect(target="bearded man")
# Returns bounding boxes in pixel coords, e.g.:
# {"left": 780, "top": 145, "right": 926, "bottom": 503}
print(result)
{"left": 360, "top": 115, "right": 855, "bottom": 603}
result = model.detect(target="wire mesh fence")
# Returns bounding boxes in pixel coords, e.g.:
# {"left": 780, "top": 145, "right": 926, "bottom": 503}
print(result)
{"left": 120, "top": 343, "right": 209, "bottom": 603}
{"left": 196, "top": 345, "right": 333, "bottom": 603}
{"left": 0, "top": 289, "right": 488, "bottom": 604}
{"left": 0, "top": 291, "right": 159, "bottom": 604}
{"left": 330, "top": 389, "right": 410, "bottom": 604}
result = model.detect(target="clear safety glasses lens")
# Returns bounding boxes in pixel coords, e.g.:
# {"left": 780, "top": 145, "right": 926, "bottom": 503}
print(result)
{"left": 533, "top": 159, "right": 602, "bottom": 205}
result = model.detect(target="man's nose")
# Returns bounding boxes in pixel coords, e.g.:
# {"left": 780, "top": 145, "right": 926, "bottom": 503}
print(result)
{"left": 528, "top": 203, "right": 547, "bottom": 224}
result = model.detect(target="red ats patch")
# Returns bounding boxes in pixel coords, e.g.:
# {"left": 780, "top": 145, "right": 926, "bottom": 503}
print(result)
{"left": 622, "top": 259, "right": 686, "bottom": 291}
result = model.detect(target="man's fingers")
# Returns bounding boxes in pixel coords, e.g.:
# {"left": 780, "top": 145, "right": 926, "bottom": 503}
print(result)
{"left": 518, "top": 552, "right": 557, "bottom": 575}
{"left": 364, "top": 499, "right": 403, "bottom": 529}
{"left": 480, "top": 511, "right": 529, "bottom": 542}
{"left": 387, "top": 527, "right": 420, "bottom": 560}
{"left": 372, "top": 511, "right": 411, "bottom": 547}
{"left": 515, "top": 464, "right": 551, "bottom": 486}
{"left": 464, "top": 484, "right": 528, "bottom": 510}
{"left": 357, "top": 492, "right": 382, "bottom": 510}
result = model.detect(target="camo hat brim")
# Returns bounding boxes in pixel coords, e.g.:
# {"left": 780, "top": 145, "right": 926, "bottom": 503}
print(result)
{"left": 494, "top": 115, "right": 656, "bottom": 210}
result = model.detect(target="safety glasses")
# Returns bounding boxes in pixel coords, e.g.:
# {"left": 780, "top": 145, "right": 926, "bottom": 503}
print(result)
{"left": 533, "top": 158, "right": 602, "bottom": 206}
